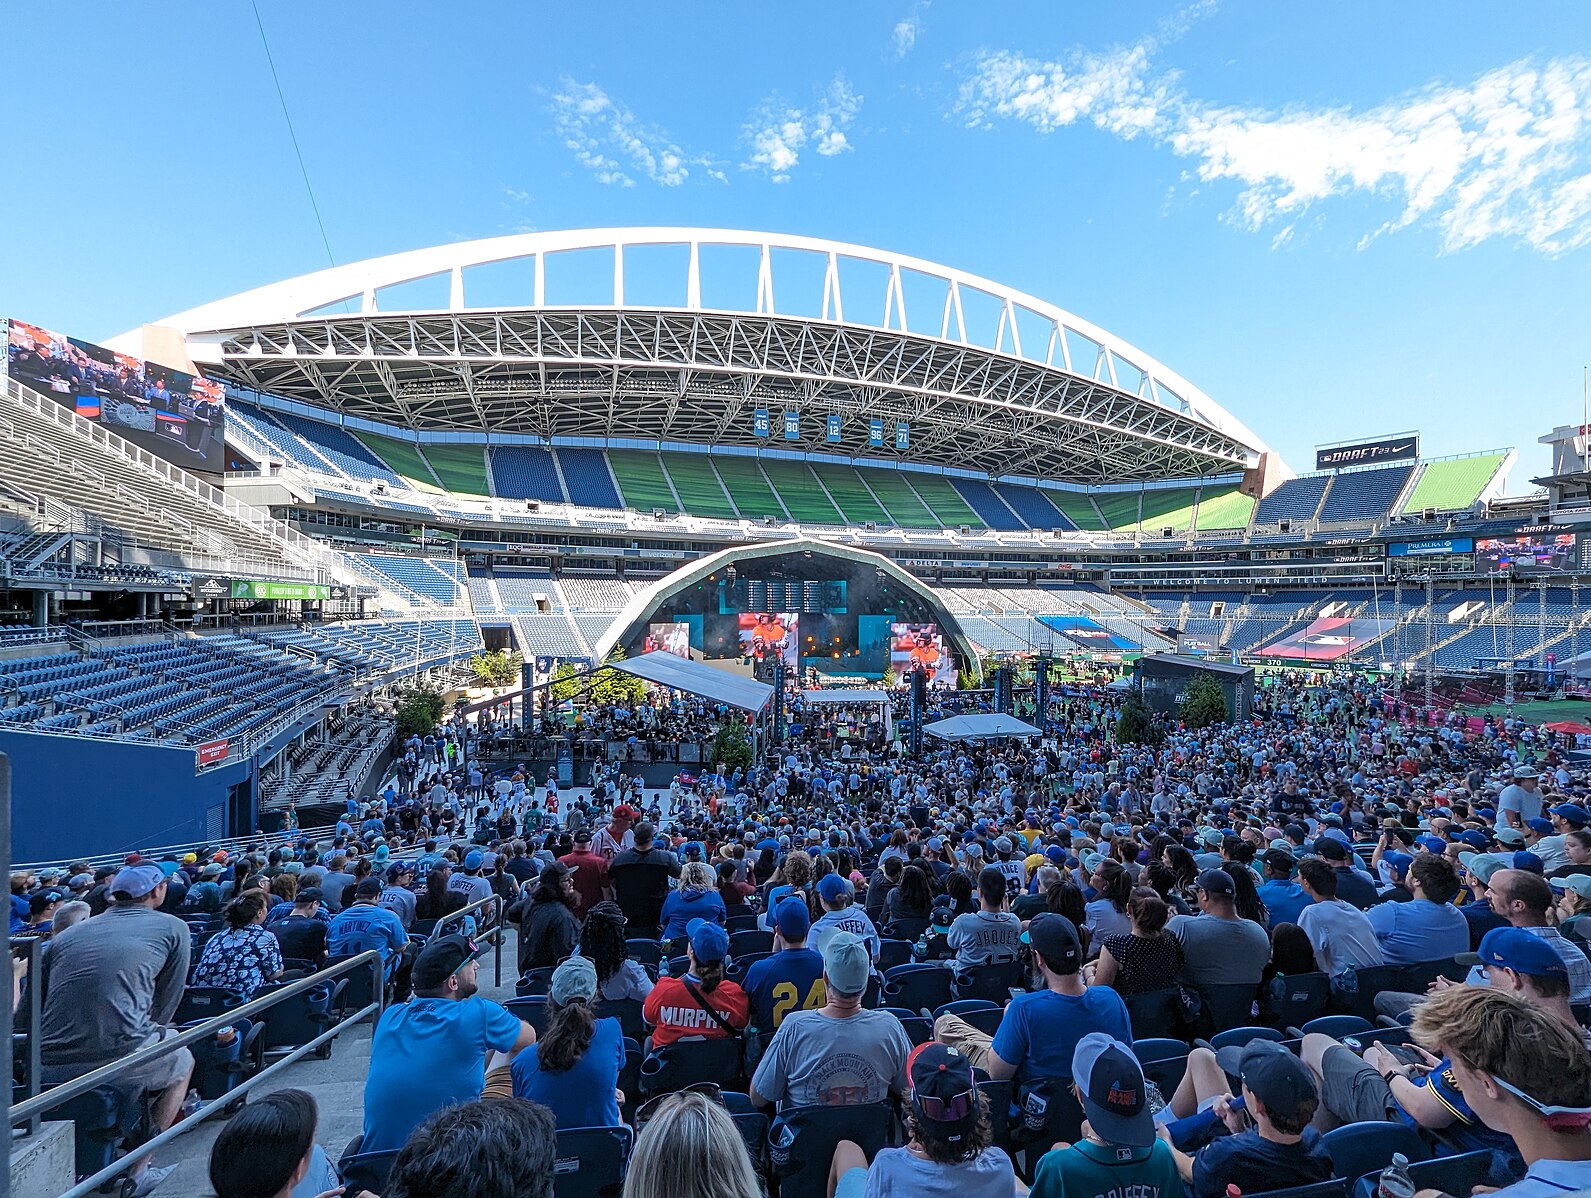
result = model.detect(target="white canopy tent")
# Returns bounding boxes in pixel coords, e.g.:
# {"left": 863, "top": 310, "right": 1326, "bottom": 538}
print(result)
{"left": 921, "top": 713, "right": 1042, "bottom": 740}
{"left": 610, "top": 651, "right": 773, "bottom": 713}
{"left": 799, "top": 688, "right": 892, "bottom": 737}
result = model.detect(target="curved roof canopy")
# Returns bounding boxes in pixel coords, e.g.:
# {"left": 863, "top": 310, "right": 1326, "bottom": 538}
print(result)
{"left": 113, "top": 227, "right": 1274, "bottom": 484}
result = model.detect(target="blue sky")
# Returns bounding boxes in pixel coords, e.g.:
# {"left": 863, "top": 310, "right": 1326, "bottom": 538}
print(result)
{"left": 7, "top": 0, "right": 1591, "bottom": 487}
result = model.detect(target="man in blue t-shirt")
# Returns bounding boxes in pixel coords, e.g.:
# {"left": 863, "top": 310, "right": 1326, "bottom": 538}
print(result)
{"left": 1364, "top": 853, "right": 1469, "bottom": 964}
{"left": 1257, "top": 848, "right": 1312, "bottom": 928}
{"left": 934, "top": 913, "right": 1129, "bottom": 1084}
{"left": 361, "top": 935, "right": 534, "bottom": 1153}
{"left": 743, "top": 897, "right": 826, "bottom": 1033}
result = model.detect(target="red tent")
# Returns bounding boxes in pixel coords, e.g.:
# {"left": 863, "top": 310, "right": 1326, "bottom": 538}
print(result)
{"left": 1542, "top": 720, "right": 1591, "bottom": 735}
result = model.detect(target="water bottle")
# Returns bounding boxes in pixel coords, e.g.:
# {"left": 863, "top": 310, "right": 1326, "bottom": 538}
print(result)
{"left": 1338, "top": 962, "right": 1359, "bottom": 995}
{"left": 1376, "top": 1152, "right": 1415, "bottom": 1198}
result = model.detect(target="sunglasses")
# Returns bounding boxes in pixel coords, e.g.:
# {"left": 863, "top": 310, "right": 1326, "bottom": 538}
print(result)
{"left": 1488, "top": 1073, "right": 1591, "bottom": 1128}
{"left": 914, "top": 1087, "right": 975, "bottom": 1122}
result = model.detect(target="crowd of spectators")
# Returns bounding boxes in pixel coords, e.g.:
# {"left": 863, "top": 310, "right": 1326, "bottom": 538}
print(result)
{"left": 13, "top": 664, "right": 1591, "bottom": 1197}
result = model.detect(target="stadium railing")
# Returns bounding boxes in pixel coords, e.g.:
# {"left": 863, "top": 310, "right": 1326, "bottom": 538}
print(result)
{"left": 9, "top": 949, "right": 387, "bottom": 1198}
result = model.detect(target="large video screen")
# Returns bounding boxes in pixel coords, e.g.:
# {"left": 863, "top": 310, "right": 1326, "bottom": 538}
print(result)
{"left": 891, "top": 621, "right": 953, "bottom": 683}
{"left": 1038, "top": 615, "right": 1139, "bottom": 652}
{"left": 644, "top": 621, "right": 690, "bottom": 657}
{"left": 738, "top": 612, "right": 798, "bottom": 668}
{"left": 6, "top": 318, "right": 226, "bottom": 474}
{"left": 1254, "top": 617, "right": 1395, "bottom": 662}
{"left": 1475, "top": 534, "right": 1577, "bottom": 576}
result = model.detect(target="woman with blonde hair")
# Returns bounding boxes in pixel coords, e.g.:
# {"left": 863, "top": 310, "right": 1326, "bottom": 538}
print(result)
{"left": 623, "top": 1091, "right": 760, "bottom": 1198}
{"left": 659, "top": 861, "right": 726, "bottom": 943}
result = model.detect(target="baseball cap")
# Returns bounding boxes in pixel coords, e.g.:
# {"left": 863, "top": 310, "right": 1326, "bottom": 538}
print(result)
{"left": 1198, "top": 827, "right": 1223, "bottom": 848}
{"left": 1072, "top": 1033, "right": 1155, "bottom": 1147}
{"left": 1511, "top": 851, "right": 1545, "bottom": 875}
{"left": 295, "top": 886, "right": 324, "bottom": 904}
{"left": 182, "top": 853, "right": 198, "bottom": 865}
{"left": 816, "top": 873, "right": 852, "bottom": 904}
{"left": 387, "top": 862, "right": 412, "bottom": 882}
{"left": 993, "top": 836, "right": 1014, "bottom": 855}
{"left": 108, "top": 864, "right": 166, "bottom": 899}
{"left": 1513, "top": 766, "right": 1539, "bottom": 779}
{"left": 906, "top": 1043, "right": 979, "bottom": 1143}
{"left": 1551, "top": 803, "right": 1591, "bottom": 828}
{"left": 1196, "top": 868, "right": 1235, "bottom": 896}
{"left": 613, "top": 804, "right": 639, "bottom": 821}
{"left": 573, "top": 827, "right": 593, "bottom": 844}
{"left": 1458, "top": 829, "right": 1491, "bottom": 850}
{"left": 1551, "top": 874, "right": 1591, "bottom": 900}
{"left": 1214, "top": 1039, "right": 1318, "bottom": 1121}
{"left": 353, "top": 877, "right": 383, "bottom": 899}
{"left": 1382, "top": 851, "right": 1414, "bottom": 878}
{"left": 821, "top": 930, "right": 872, "bottom": 994}
{"left": 926, "top": 836, "right": 944, "bottom": 852}
{"left": 1261, "top": 848, "right": 1296, "bottom": 877}
{"left": 930, "top": 896, "right": 956, "bottom": 932}
{"left": 1021, "top": 913, "right": 1081, "bottom": 973}
{"left": 411, "top": 934, "right": 486, "bottom": 989}
{"left": 1459, "top": 852, "right": 1509, "bottom": 885}
{"left": 1476, "top": 927, "right": 1570, "bottom": 981}
{"left": 687, "top": 917, "right": 729, "bottom": 963}
{"left": 1527, "top": 818, "right": 1554, "bottom": 836}
{"left": 1494, "top": 827, "right": 1526, "bottom": 848}
{"left": 1314, "top": 837, "right": 1349, "bottom": 860}
{"left": 549, "top": 955, "right": 599, "bottom": 1006}
{"left": 1415, "top": 835, "right": 1446, "bottom": 853}
{"left": 773, "top": 896, "right": 812, "bottom": 940}
{"left": 463, "top": 850, "right": 484, "bottom": 871}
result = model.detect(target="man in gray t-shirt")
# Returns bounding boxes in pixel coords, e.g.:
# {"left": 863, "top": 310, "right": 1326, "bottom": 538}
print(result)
{"left": 947, "top": 867, "right": 1022, "bottom": 970}
{"left": 1166, "top": 869, "right": 1271, "bottom": 989}
{"left": 750, "top": 932, "right": 910, "bottom": 1107}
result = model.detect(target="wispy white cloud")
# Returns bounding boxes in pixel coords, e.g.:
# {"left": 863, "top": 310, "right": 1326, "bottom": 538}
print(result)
{"left": 958, "top": 22, "right": 1591, "bottom": 255}
{"left": 743, "top": 78, "right": 863, "bottom": 182}
{"left": 550, "top": 79, "right": 720, "bottom": 187}
{"left": 893, "top": 1, "right": 929, "bottom": 59}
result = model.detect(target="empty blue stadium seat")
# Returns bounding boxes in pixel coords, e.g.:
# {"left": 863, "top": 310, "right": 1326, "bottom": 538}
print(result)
{"left": 556, "top": 449, "right": 622, "bottom": 509}
{"left": 948, "top": 479, "right": 1025, "bottom": 530}
{"left": 265, "top": 409, "right": 402, "bottom": 486}
{"left": 491, "top": 447, "right": 566, "bottom": 501}
{"left": 1256, "top": 475, "right": 1330, "bottom": 524}
{"left": 1318, "top": 465, "right": 1414, "bottom": 523}
{"left": 995, "top": 483, "right": 1074, "bottom": 530}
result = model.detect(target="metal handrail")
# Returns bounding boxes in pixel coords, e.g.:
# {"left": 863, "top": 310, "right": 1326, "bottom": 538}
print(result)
{"left": 430, "top": 891, "right": 506, "bottom": 990}
{"left": 10, "top": 949, "right": 386, "bottom": 1198}
{"left": 9, "top": 936, "right": 43, "bottom": 1134}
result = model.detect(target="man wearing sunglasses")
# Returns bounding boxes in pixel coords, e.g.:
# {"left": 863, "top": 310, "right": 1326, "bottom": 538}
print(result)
{"left": 1409, "top": 984, "right": 1591, "bottom": 1196}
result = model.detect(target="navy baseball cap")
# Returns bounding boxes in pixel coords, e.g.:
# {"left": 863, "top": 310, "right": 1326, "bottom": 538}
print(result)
{"left": 1072, "top": 1033, "right": 1155, "bottom": 1147}
{"left": 1475, "top": 927, "right": 1570, "bottom": 981}
{"left": 816, "top": 873, "right": 852, "bottom": 903}
{"left": 1021, "top": 913, "right": 1081, "bottom": 973}
{"left": 1551, "top": 803, "right": 1591, "bottom": 828}
{"left": 1215, "top": 1039, "right": 1318, "bottom": 1121}
{"left": 772, "top": 896, "right": 811, "bottom": 940}
{"left": 906, "top": 1043, "right": 979, "bottom": 1142}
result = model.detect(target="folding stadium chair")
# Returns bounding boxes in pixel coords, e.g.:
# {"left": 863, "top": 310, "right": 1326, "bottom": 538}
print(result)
{"left": 881, "top": 1007, "right": 933, "bottom": 1046}
{"left": 554, "top": 1125, "right": 634, "bottom": 1198}
{"left": 727, "top": 929, "right": 774, "bottom": 958}
{"left": 593, "top": 997, "right": 647, "bottom": 1044}
{"left": 767, "top": 1102, "right": 894, "bottom": 1198}
{"left": 183, "top": 1019, "right": 264, "bottom": 1105}
{"left": 324, "top": 954, "right": 383, "bottom": 1016}
{"left": 1123, "top": 987, "right": 1181, "bottom": 1039}
{"left": 951, "top": 959, "right": 1024, "bottom": 1004}
{"left": 1397, "top": 956, "right": 1469, "bottom": 993}
{"left": 1007, "top": 1078, "right": 1086, "bottom": 1183}
{"left": 874, "top": 938, "right": 913, "bottom": 973}
{"left": 725, "top": 914, "right": 760, "bottom": 934}
{"left": 1198, "top": 981, "right": 1262, "bottom": 1035}
{"left": 881, "top": 962, "right": 954, "bottom": 1015}
{"left": 504, "top": 996, "right": 553, "bottom": 1037}
{"left": 1262, "top": 971, "right": 1332, "bottom": 1029}
{"left": 1200, "top": 1025, "right": 1287, "bottom": 1053}
{"left": 976, "top": 1077, "right": 1012, "bottom": 1145}
{"left": 1348, "top": 1149, "right": 1493, "bottom": 1198}
{"left": 625, "top": 939, "right": 663, "bottom": 968}
{"left": 1320, "top": 1121, "right": 1430, "bottom": 1184}
{"left": 337, "top": 1137, "right": 400, "bottom": 1197}
{"left": 933, "top": 999, "right": 1003, "bottom": 1038}
{"left": 1132, "top": 1038, "right": 1191, "bottom": 1096}
{"left": 42, "top": 1085, "right": 142, "bottom": 1183}
{"left": 637, "top": 1037, "right": 744, "bottom": 1096}
{"left": 517, "top": 966, "right": 558, "bottom": 997}
{"left": 255, "top": 979, "right": 344, "bottom": 1060}
{"left": 1247, "top": 1181, "right": 1348, "bottom": 1198}
{"left": 730, "top": 1109, "right": 771, "bottom": 1175}
{"left": 175, "top": 985, "right": 248, "bottom": 1025}
{"left": 725, "top": 952, "right": 772, "bottom": 985}
{"left": 1329, "top": 964, "right": 1403, "bottom": 1021}
{"left": 617, "top": 1038, "right": 643, "bottom": 1108}
{"left": 1338, "top": 1026, "right": 1413, "bottom": 1052}
{"left": 1286, "top": 1014, "right": 1374, "bottom": 1041}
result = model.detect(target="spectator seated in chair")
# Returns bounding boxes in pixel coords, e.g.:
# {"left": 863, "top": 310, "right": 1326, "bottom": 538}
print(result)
{"left": 743, "top": 895, "right": 827, "bottom": 1037}
{"left": 642, "top": 917, "right": 749, "bottom": 1046}
{"left": 946, "top": 867, "right": 1022, "bottom": 971}
{"left": 383, "top": 1096, "right": 558, "bottom": 1198}
{"left": 502, "top": 955, "right": 625, "bottom": 1128}
{"left": 207, "top": 1088, "right": 355, "bottom": 1198}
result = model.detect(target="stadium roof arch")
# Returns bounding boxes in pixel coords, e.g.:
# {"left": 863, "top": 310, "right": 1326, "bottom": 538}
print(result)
{"left": 112, "top": 227, "right": 1279, "bottom": 485}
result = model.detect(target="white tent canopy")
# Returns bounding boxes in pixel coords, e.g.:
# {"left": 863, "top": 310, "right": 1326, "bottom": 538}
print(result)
{"left": 609, "top": 651, "right": 773, "bottom": 713}
{"left": 921, "top": 713, "right": 1042, "bottom": 740}
{"left": 799, "top": 689, "right": 889, "bottom": 704}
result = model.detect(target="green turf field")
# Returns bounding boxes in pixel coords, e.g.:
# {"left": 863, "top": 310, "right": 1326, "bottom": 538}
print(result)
{"left": 1459, "top": 697, "right": 1591, "bottom": 722}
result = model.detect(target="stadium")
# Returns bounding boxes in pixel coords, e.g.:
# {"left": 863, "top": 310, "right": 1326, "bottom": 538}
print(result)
{"left": 0, "top": 227, "right": 1577, "bottom": 855}
{"left": 8, "top": 228, "right": 1591, "bottom": 1198}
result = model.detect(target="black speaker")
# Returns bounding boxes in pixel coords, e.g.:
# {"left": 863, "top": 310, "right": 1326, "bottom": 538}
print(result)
{"left": 1279, "top": 519, "right": 1292, "bottom": 533}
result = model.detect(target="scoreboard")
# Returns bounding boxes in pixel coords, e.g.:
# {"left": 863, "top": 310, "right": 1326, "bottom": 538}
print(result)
{"left": 721, "top": 579, "right": 847, "bottom": 613}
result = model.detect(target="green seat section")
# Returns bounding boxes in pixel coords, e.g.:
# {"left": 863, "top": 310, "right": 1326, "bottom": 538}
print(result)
{"left": 860, "top": 469, "right": 939, "bottom": 527}
{"left": 356, "top": 432, "right": 443, "bottom": 492}
{"left": 709, "top": 455, "right": 786, "bottom": 521}
{"left": 810, "top": 463, "right": 890, "bottom": 524}
{"left": 1399, "top": 454, "right": 1507, "bottom": 513}
{"left": 661, "top": 454, "right": 739, "bottom": 519}
{"left": 608, "top": 450, "right": 680, "bottom": 513}
{"left": 1195, "top": 487, "right": 1257, "bottom": 530}
{"left": 423, "top": 444, "right": 492, "bottom": 495}
{"left": 905, "top": 474, "right": 984, "bottom": 528}
{"left": 1095, "top": 492, "right": 1143, "bottom": 530}
{"left": 759, "top": 459, "right": 844, "bottom": 524}
{"left": 1045, "top": 490, "right": 1106, "bottom": 531}
{"left": 1137, "top": 488, "right": 1199, "bottom": 532}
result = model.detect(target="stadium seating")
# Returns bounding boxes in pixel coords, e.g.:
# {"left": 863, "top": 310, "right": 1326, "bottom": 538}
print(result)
{"left": 809, "top": 463, "right": 891, "bottom": 525}
{"left": 1256, "top": 475, "right": 1331, "bottom": 525}
{"left": 709, "top": 456, "right": 787, "bottom": 521}
{"left": 354, "top": 554, "right": 465, "bottom": 606}
{"left": 494, "top": 573, "right": 558, "bottom": 612}
{"left": 905, "top": 474, "right": 984, "bottom": 528}
{"left": 1047, "top": 490, "right": 1105, "bottom": 530}
{"left": 355, "top": 433, "right": 443, "bottom": 492}
{"left": 560, "top": 578, "right": 634, "bottom": 611}
{"left": 490, "top": 447, "right": 566, "bottom": 502}
{"left": 1137, "top": 488, "right": 1200, "bottom": 533}
{"left": 662, "top": 455, "right": 740, "bottom": 520}
{"left": 1195, "top": 486, "right": 1257, "bottom": 530}
{"left": 1317, "top": 465, "right": 1414, "bottom": 524}
{"left": 759, "top": 458, "right": 845, "bottom": 525}
{"left": 990, "top": 483, "right": 1067, "bottom": 530}
{"left": 265, "top": 409, "right": 404, "bottom": 487}
{"left": 949, "top": 479, "right": 1025, "bottom": 530}
{"left": 513, "top": 614, "right": 588, "bottom": 659}
{"left": 1398, "top": 453, "right": 1507, "bottom": 514}
{"left": 857, "top": 469, "right": 938, "bottom": 527}
{"left": 556, "top": 448, "right": 622, "bottom": 509}
{"left": 423, "top": 444, "right": 494, "bottom": 495}
{"left": 1093, "top": 491, "right": 1141, "bottom": 531}
{"left": 607, "top": 451, "right": 680, "bottom": 514}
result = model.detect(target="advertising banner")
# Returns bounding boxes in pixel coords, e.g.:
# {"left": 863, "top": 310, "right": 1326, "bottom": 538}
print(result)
{"left": 1474, "top": 534, "right": 1578, "bottom": 575}
{"left": 230, "top": 580, "right": 332, "bottom": 601}
{"left": 1254, "top": 616, "right": 1395, "bottom": 661}
{"left": 190, "top": 575, "right": 233, "bottom": 601}
{"left": 1038, "top": 615, "right": 1137, "bottom": 651}
{"left": 737, "top": 612, "right": 798, "bottom": 668}
{"left": 643, "top": 621, "right": 690, "bottom": 657}
{"left": 7, "top": 318, "right": 227, "bottom": 474}
{"left": 1315, "top": 434, "right": 1418, "bottom": 470}
{"left": 196, "top": 739, "right": 229, "bottom": 766}
{"left": 890, "top": 621, "right": 953, "bottom": 683}
{"left": 1388, "top": 537, "right": 1474, "bottom": 557}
